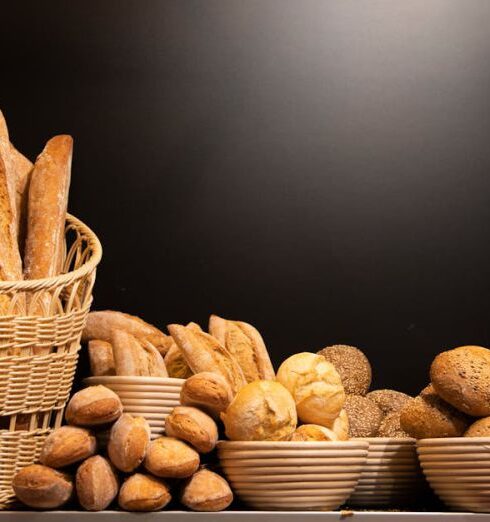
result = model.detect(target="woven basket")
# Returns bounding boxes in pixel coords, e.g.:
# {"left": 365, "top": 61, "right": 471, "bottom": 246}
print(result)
{"left": 0, "top": 214, "right": 102, "bottom": 509}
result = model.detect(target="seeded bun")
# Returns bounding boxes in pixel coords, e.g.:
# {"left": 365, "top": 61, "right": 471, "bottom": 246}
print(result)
{"left": 344, "top": 395, "right": 383, "bottom": 437}
{"left": 430, "top": 345, "right": 490, "bottom": 416}
{"left": 464, "top": 417, "right": 490, "bottom": 437}
{"left": 377, "top": 411, "right": 410, "bottom": 438}
{"left": 367, "top": 389, "right": 412, "bottom": 415}
{"left": 400, "top": 384, "right": 469, "bottom": 439}
{"left": 318, "top": 345, "right": 371, "bottom": 395}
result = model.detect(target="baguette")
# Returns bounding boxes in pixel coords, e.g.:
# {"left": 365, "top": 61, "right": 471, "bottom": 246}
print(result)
{"left": 10, "top": 143, "right": 32, "bottom": 252}
{"left": 88, "top": 340, "right": 115, "bottom": 376}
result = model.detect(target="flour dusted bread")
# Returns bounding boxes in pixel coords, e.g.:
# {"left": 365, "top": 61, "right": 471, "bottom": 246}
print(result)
{"left": 180, "top": 372, "right": 233, "bottom": 418}
{"left": 118, "top": 474, "right": 171, "bottom": 512}
{"left": 165, "top": 406, "right": 218, "bottom": 453}
{"left": 88, "top": 340, "right": 115, "bottom": 376}
{"left": 181, "top": 469, "right": 233, "bottom": 512}
{"left": 66, "top": 385, "right": 123, "bottom": 426}
{"left": 144, "top": 436, "right": 200, "bottom": 479}
{"left": 76, "top": 455, "right": 118, "bottom": 511}
{"left": 40, "top": 426, "right": 96, "bottom": 468}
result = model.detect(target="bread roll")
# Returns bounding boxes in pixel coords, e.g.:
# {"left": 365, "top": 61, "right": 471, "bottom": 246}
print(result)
{"left": 377, "top": 411, "right": 410, "bottom": 438}
{"left": 65, "top": 385, "right": 123, "bottom": 427}
{"left": 400, "top": 385, "right": 469, "bottom": 439}
{"left": 318, "top": 345, "right": 372, "bottom": 395}
{"left": 221, "top": 380, "right": 297, "bottom": 441}
{"left": 465, "top": 417, "right": 490, "bottom": 437}
{"left": 118, "top": 474, "right": 171, "bottom": 512}
{"left": 144, "top": 436, "right": 199, "bottom": 478}
{"left": 344, "top": 395, "right": 383, "bottom": 437}
{"left": 180, "top": 372, "right": 233, "bottom": 418}
{"left": 165, "top": 406, "right": 218, "bottom": 453}
{"left": 76, "top": 455, "right": 118, "bottom": 511}
{"left": 276, "top": 352, "right": 345, "bottom": 426}
{"left": 209, "top": 315, "right": 275, "bottom": 382}
{"left": 164, "top": 343, "right": 193, "bottom": 378}
{"left": 181, "top": 469, "right": 233, "bottom": 512}
{"left": 430, "top": 345, "right": 490, "bottom": 416}
{"left": 291, "top": 424, "right": 340, "bottom": 441}
{"left": 366, "top": 389, "right": 412, "bottom": 414}
{"left": 88, "top": 340, "right": 115, "bottom": 376}
{"left": 12, "top": 465, "right": 73, "bottom": 509}
{"left": 40, "top": 426, "right": 96, "bottom": 468}
{"left": 329, "top": 409, "right": 350, "bottom": 441}
{"left": 108, "top": 413, "right": 151, "bottom": 472}
{"left": 82, "top": 310, "right": 173, "bottom": 356}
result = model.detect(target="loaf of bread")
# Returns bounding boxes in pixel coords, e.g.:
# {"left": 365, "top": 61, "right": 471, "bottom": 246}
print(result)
{"left": 165, "top": 406, "right": 218, "bottom": 453}
{"left": 65, "top": 385, "right": 123, "bottom": 426}
{"left": 221, "top": 380, "right": 297, "bottom": 441}
{"left": 366, "top": 389, "right": 412, "bottom": 414}
{"left": 180, "top": 469, "right": 233, "bottom": 512}
{"left": 276, "top": 352, "right": 345, "bottom": 426}
{"left": 88, "top": 340, "right": 115, "bottom": 376}
{"left": 118, "top": 473, "right": 171, "bottom": 512}
{"left": 108, "top": 413, "right": 151, "bottom": 472}
{"left": 344, "top": 394, "right": 383, "bottom": 437}
{"left": 180, "top": 372, "right": 233, "bottom": 418}
{"left": 164, "top": 343, "right": 193, "bottom": 379}
{"left": 40, "top": 426, "right": 96, "bottom": 468}
{"left": 144, "top": 436, "right": 200, "bottom": 479}
{"left": 377, "top": 411, "right": 410, "bottom": 438}
{"left": 464, "top": 417, "right": 490, "bottom": 437}
{"left": 291, "top": 424, "right": 340, "bottom": 441}
{"left": 430, "top": 345, "right": 490, "bottom": 416}
{"left": 10, "top": 143, "right": 32, "bottom": 251}
{"left": 82, "top": 310, "right": 173, "bottom": 356}
{"left": 329, "top": 409, "right": 350, "bottom": 440}
{"left": 12, "top": 464, "right": 73, "bottom": 509}
{"left": 76, "top": 455, "right": 119, "bottom": 511}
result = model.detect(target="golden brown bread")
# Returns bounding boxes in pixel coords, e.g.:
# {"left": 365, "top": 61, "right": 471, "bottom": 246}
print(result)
{"left": 39, "top": 426, "right": 96, "bottom": 468}
{"left": 366, "top": 389, "right": 412, "bottom": 414}
{"left": 10, "top": 143, "right": 32, "bottom": 252}
{"left": 344, "top": 394, "right": 383, "bottom": 437}
{"left": 88, "top": 339, "right": 115, "bottom": 376}
{"left": 164, "top": 343, "right": 193, "bottom": 379}
{"left": 12, "top": 464, "right": 73, "bottom": 509}
{"left": 180, "top": 372, "right": 233, "bottom": 419}
{"left": 76, "top": 455, "right": 118, "bottom": 511}
{"left": 165, "top": 406, "right": 218, "bottom": 453}
{"left": 65, "top": 385, "right": 123, "bottom": 427}
{"left": 180, "top": 469, "right": 233, "bottom": 512}
{"left": 118, "top": 474, "right": 171, "bottom": 512}
{"left": 464, "top": 417, "right": 490, "bottom": 437}
{"left": 291, "top": 424, "right": 340, "bottom": 441}
{"left": 144, "top": 436, "right": 200, "bottom": 479}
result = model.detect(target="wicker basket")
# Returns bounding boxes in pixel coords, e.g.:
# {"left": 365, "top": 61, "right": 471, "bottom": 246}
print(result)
{"left": 0, "top": 214, "right": 102, "bottom": 509}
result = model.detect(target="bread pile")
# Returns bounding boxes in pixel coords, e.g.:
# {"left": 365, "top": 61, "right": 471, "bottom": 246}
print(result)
{"left": 400, "top": 345, "right": 490, "bottom": 439}
{"left": 12, "top": 384, "right": 233, "bottom": 512}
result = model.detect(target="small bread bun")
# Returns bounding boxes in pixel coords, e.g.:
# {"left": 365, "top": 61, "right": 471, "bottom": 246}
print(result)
{"left": 329, "top": 409, "right": 349, "bottom": 441}
{"left": 180, "top": 372, "right": 233, "bottom": 419}
{"left": 318, "top": 345, "right": 371, "bottom": 395}
{"left": 464, "top": 417, "right": 490, "bottom": 437}
{"left": 344, "top": 395, "right": 383, "bottom": 437}
{"left": 291, "top": 424, "right": 339, "bottom": 441}
{"left": 181, "top": 469, "right": 233, "bottom": 512}
{"left": 377, "top": 411, "right": 410, "bottom": 438}
{"left": 66, "top": 385, "right": 123, "bottom": 427}
{"left": 76, "top": 455, "right": 118, "bottom": 511}
{"left": 430, "top": 345, "right": 490, "bottom": 416}
{"left": 400, "top": 385, "right": 469, "bottom": 439}
{"left": 164, "top": 343, "right": 193, "bottom": 379}
{"left": 144, "top": 436, "right": 200, "bottom": 479}
{"left": 366, "top": 389, "right": 412, "bottom": 414}
{"left": 221, "top": 380, "right": 297, "bottom": 441}
{"left": 276, "top": 353, "right": 345, "bottom": 426}
{"left": 165, "top": 406, "right": 218, "bottom": 453}
{"left": 40, "top": 426, "right": 96, "bottom": 468}
{"left": 118, "top": 474, "right": 171, "bottom": 511}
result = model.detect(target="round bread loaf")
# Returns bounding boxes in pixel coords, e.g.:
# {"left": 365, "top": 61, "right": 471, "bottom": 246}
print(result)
{"left": 400, "top": 384, "right": 469, "bottom": 439}
{"left": 430, "top": 345, "right": 490, "bottom": 416}
{"left": 40, "top": 426, "right": 96, "bottom": 468}
{"left": 318, "top": 345, "right": 371, "bottom": 395}
{"left": 118, "top": 474, "right": 171, "bottom": 511}
{"left": 221, "top": 380, "right": 297, "bottom": 441}
{"left": 366, "top": 389, "right": 412, "bottom": 414}
{"left": 344, "top": 395, "right": 383, "bottom": 437}
{"left": 377, "top": 411, "right": 410, "bottom": 438}
{"left": 76, "top": 455, "right": 119, "bottom": 511}
{"left": 165, "top": 406, "right": 218, "bottom": 453}
{"left": 291, "top": 424, "right": 339, "bottom": 441}
{"left": 276, "top": 352, "right": 345, "bottom": 426}
{"left": 181, "top": 469, "right": 233, "bottom": 512}
{"left": 65, "top": 385, "right": 123, "bottom": 427}
{"left": 180, "top": 372, "right": 233, "bottom": 419}
{"left": 464, "top": 417, "right": 490, "bottom": 437}
{"left": 144, "top": 436, "right": 200, "bottom": 478}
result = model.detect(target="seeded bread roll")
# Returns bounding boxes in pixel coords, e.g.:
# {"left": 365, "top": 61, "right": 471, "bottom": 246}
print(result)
{"left": 12, "top": 465, "right": 73, "bottom": 509}
{"left": 108, "top": 413, "right": 151, "bottom": 472}
{"left": 291, "top": 424, "right": 340, "bottom": 441}
{"left": 318, "top": 345, "right": 372, "bottom": 395}
{"left": 464, "top": 417, "right": 490, "bottom": 437}
{"left": 400, "top": 385, "right": 469, "bottom": 439}
{"left": 366, "top": 389, "right": 412, "bottom": 414}
{"left": 88, "top": 340, "right": 115, "bottom": 376}
{"left": 144, "top": 436, "right": 200, "bottom": 479}
{"left": 180, "top": 372, "right": 233, "bottom": 419}
{"left": 65, "top": 385, "right": 123, "bottom": 427}
{"left": 181, "top": 469, "right": 233, "bottom": 512}
{"left": 430, "top": 345, "right": 490, "bottom": 416}
{"left": 118, "top": 474, "right": 171, "bottom": 512}
{"left": 165, "top": 406, "right": 218, "bottom": 453}
{"left": 164, "top": 343, "right": 193, "bottom": 379}
{"left": 377, "top": 411, "right": 410, "bottom": 438}
{"left": 76, "top": 455, "right": 118, "bottom": 511}
{"left": 344, "top": 395, "right": 383, "bottom": 437}
{"left": 40, "top": 426, "right": 96, "bottom": 468}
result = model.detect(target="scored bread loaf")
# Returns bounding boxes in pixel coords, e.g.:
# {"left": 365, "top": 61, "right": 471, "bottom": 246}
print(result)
{"left": 40, "top": 426, "right": 96, "bottom": 468}
{"left": 144, "top": 436, "right": 200, "bottom": 479}
{"left": 76, "top": 455, "right": 118, "bottom": 511}
{"left": 165, "top": 406, "right": 218, "bottom": 453}
{"left": 65, "top": 385, "right": 123, "bottom": 426}
{"left": 180, "top": 372, "right": 233, "bottom": 419}
{"left": 88, "top": 340, "right": 115, "bottom": 376}
{"left": 118, "top": 474, "right": 171, "bottom": 512}
{"left": 180, "top": 469, "right": 233, "bottom": 512}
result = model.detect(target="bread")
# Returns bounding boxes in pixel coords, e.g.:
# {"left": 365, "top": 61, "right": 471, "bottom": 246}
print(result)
{"left": 82, "top": 310, "right": 173, "bottom": 356}
{"left": 221, "top": 380, "right": 297, "bottom": 441}
{"left": 164, "top": 343, "right": 193, "bottom": 379}
{"left": 65, "top": 385, "right": 123, "bottom": 426}
{"left": 291, "top": 424, "right": 340, "bottom": 441}
{"left": 108, "top": 413, "right": 150, "bottom": 472}
{"left": 180, "top": 469, "right": 233, "bottom": 512}
{"left": 400, "top": 385, "right": 469, "bottom": 439}
{"left": 12, "top": 464, "right": 73, "bottom": 509}
{"left": 430, "top": 345, "right": 490, "bottom": 416}
{"left": 464, "top": 417, "right": 490, "bottom": 437}
{"left": 76, "top": 455, "right": 118, "bottom": 511}
{"left": 329, "top": 409, "right": 350, "bottom": 441}
{"left": 366, "top": 389, "right": 412, "bottom": 414}
{"left": 318, "top": 345, "right": 372, "bottom": 395}
{"left": 209, "top": 314, "right": 275, "bottom": 382}
{"left": 165, "top": 406, "right": 218, "bottom": 453}
{"left": 88, "top": 340, "right": 115, "bottom": 376}
{"left": 168, "top": 323, "right": 246, "bottom": 394}
{"left": 112, "top": 329, "right": 168, "bottom": 377}
{"left": 180, "top": 372, "right": 233, "bottom": 418}
{"left": 10, "top": 143, "right": 32, "bottom": 250}
{"left": 144, "top": 436, "right": 200, "bottom": 478}
{"left": 344, "top": 395, "right": 383, "bottom": 437}
{"left": 118, "top": 474, "right": 171, "bottom": 512}
{"left": 377, "top": 411, "right": 410, "bottom": 438}
{"left": 276, "top": 352, "right": 345, "bottom": 426}
{"left": 40, "top": 426, "right": 96, "bottom": 468}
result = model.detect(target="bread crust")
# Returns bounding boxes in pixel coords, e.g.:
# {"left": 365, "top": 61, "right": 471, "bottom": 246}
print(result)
{"left": 108, "top": 413, "right": 150, "bottom": 472}
{"left": 118, "top": 474, "right": 171, "bottom": 511}
{"left": 165, "top": 406, "right": 218, "bottom": 453}
{"left": 180, "top": 372, "right": 233, "bottom": 418}
{"left": 65, "top": 385, "right": 123, "bottom": 426}
{"left": 144, "top": 436, "right": 200, "bottom": 479}
{"left": 164, "top": 343, "right": 193, "bottom": 378}
{"left": 40, "top": 426, "right": 96, "bottom": 468}
{"left": 10, "top": 143, "right": 32, "bottom": 252}
{"left": 88, "top": 340, "right": 115, "bottom": 376}
{"left": 181, "top": 469, "right": 233, "bottom": 512}
{"left": 76, "top": 455, "right": 118, "bottom": 511}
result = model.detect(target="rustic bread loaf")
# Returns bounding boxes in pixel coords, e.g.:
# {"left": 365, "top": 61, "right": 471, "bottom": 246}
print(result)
{"left": 40, "top": 426, "right": 96, "bottom": 468}
{"left": 164, "top": 343, "right": 193, "bottom": 379}
{"left": 165, "top": 406, "right": 218, "bottom": 453}
{"left": 144, "top": 436, "right": 200, "bottom": 479}
{"left": 76, "top": 455, "right": 118, "bottom": 511}
{"left": 65, "top": 385, "right": 123, "bottom": 427}
{"left": 180, "top": 372, "right": 233, "bottom": 419}
{"left": 180, "top": 469, "right": 233, "bottom": 512}
{"left": 88, "top": 340, "right": 115, "bottom": 376}
{"left": 118, "top": 473, "right": 171, "bottom": 512}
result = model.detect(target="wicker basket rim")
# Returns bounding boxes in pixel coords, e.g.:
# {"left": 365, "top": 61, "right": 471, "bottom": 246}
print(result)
{"left": 0, "top": 214, "right": 102, "bottom": 292}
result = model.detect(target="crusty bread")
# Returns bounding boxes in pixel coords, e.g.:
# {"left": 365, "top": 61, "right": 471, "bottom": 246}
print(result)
{"left": 344, "top": 394, "right": 383, "bottom": 437}
{"left": 180, "top": 372, "right": 233, "bottom": 419}
{"left": 118, "top": 474, "right": 171, "bottom": 512}
{"left": 76, "top": 455, "right": 118, "bottom": 511}
{"left": 40, "top": 426, "right": 96, "bottom": 468}
{"left": 165, "top": 406, "right": 218, "bottom": 453}
{"left": 65, "top": 385, "right": 123, "bottom": 427}
{"left": 144, "top": 436, "right": 200, "bottom": 479}
{"left": 164, "top": 343, "right": 193, "bottom": 378}
{"left": 180, "top": 469, "right": 233, "bottom": 512}
{"left": 10, "top": 143, "right": 32, "bottom": 252}
{"left": 88, "top": 340, "right": 115, "bottom": 376}
{"left": 108, "top": 413, "right": 150, "bottom": 472}
{"left": 464, "top": 417, "right": 490, "bottom": 437}
{"left": 291, "top": 424, "right": 340, "bottom": 442}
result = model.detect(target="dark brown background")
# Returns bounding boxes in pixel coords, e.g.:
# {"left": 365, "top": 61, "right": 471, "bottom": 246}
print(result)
{"left": 2, "top": 0, "right": 490, "bottom": 394}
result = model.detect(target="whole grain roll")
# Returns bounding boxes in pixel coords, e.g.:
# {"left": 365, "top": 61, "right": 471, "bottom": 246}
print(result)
{"left": 366, "top": 389, "right": 412, "bottom": 415}
{"left": 181, "top": 469, "right": 233, "bottom": 512}
{"left": 144, "top": 436, "right": 200, "bottom": 479}
{"left": 400, "top": 384, "right": 469, "bottom": 439}
{"left": 180, "top": 372, "right": 233, "bottom": 419}
{"left": 76, "top": 455, "right": 118, "bottom": 511}
{"left": 430, "top": 345, "right": 490, "bottom": 416}
{"left": 66, "top": 385, "right": 123, "bottom": 427}
{"left": 464, "top": 417, "right": 490, "bottom": 437}
{"left": 344, "top": 395, "right": 383, "bottom": 437}
{"left": 318, "top": 344, "right": 372, "bottom": 395}
{"left": 165, "top": 406, "right": 218, "bottom": 453}
{"left": 118, "top": 474, "right": 171, "bottom": 512}
{"left": 377, "top": 411, "right": 410, "bottom": 438}
{"left": 40, "top": 426, "right": 96, "bottom": 468}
